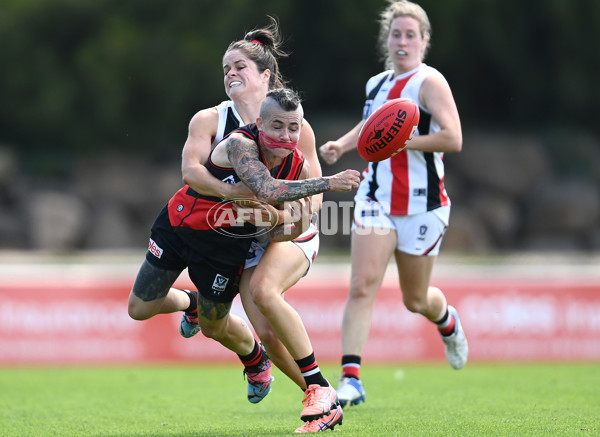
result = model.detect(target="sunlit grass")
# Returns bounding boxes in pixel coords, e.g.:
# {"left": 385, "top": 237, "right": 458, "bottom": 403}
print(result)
{"left": 0, "top": 363, "right": 597, "bottom": 436}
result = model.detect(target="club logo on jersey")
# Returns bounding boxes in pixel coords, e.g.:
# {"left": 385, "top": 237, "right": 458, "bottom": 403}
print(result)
{"left": 211, "top": 274, "right": 229, "bottom": 294}
{"left": 148, "top": 238, "right": 163, "bottom": 258}
{"left": 207, "top": 199, "right": 278, "bottom": 238}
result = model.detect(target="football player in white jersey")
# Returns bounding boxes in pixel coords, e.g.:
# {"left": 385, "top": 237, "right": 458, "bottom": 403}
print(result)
{"left": 177, "top": 18, "right": 344, "bottom": 433}
{"left": 319, "top": 0, "right": 468, "bottom": 407}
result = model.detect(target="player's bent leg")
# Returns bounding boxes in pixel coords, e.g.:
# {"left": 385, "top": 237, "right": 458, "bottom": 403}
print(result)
{"left": 395, "top": 252, "right": 442, "bottom": 318}
{"left": 196, "top": 298, "right": 255, "bottom": 354}
{"left": 128, "top": 259, "right": 182, "bottom": 320}
{"left": 396, "top": 253, "right": 468, "bottom": 369}
{"left": 241, "top": 282, "right": 306, "bottom": 389}
{"left": 243, "top": 243, "right": 310, "bottom": 388}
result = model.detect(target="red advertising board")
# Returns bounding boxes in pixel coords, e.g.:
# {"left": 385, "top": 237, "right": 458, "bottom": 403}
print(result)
{"left": 1, "top": 265, "right": 599, "bottom": 364}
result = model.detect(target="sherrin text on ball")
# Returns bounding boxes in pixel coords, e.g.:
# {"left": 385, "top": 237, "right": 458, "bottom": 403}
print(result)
{"left": 357, "top": 98, "right": 420, "bottom": 162}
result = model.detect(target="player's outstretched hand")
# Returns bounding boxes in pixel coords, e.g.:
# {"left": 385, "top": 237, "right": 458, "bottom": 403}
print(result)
{"left": 319, "top": 141, "right": 343, "bottom": 165}
{"left": 327, "top": 169, "right": 361, "bottom": 192}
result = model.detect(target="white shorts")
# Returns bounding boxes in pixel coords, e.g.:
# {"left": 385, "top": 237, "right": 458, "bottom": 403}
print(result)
{"left": 244, "top": 218, "right": 319, "bottom": 275}
{"left": 352, "top": 199, "right": 449, "bottom": 256}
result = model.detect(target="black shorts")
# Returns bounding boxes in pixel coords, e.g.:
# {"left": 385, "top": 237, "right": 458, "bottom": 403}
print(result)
{"left": 145, "top": 206, "right": 252, "bottom": 303}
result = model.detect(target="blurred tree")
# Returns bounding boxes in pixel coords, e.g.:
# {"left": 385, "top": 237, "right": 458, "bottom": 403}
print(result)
{"left": 0, "top": 0, "right": 598, "bottom": 175}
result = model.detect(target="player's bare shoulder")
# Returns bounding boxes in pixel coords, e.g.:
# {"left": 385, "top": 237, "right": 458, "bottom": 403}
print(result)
{"left": 211, "top": 132, "right": 260, "bottom": 168}
{"left": 297, "top": 119, "right": 316, "bottom": 154}
{"left": 188, "top": 106, "right": 220, "bottom": 138}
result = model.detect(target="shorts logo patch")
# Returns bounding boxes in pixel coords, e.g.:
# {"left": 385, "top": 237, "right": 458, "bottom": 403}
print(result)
{"left": 177, "top": 204, "right": 184, "bottom": 212}
{"left": 212, "top": 274, "right": 229, "bottom": 294}
{"left": 418, "top": 225, "right": 428, "bottom": 241}
{"left": 148, "top": 238, "right": 163, "bottom": 258}
{"left": 222, "top": 175, "right": 236, "bottom": 185}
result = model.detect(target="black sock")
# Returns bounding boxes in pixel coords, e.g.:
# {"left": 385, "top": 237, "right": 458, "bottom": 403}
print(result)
{"left": 182, "top": 289, "right": 197, "bottom": 313}
{"left": 296, "top": 352, "right": 328, "bottom": 387}
{"left": 435, "top": 308, "right": 450, "bottom": 325}
{"left": 341, "top": 355, "right": 361, "bottom": 379}
{"left": 238, "top": 341, "right": 262, "bottom": 369}
{"left": 436, "top": 308, "right": 456, "bottom": 336}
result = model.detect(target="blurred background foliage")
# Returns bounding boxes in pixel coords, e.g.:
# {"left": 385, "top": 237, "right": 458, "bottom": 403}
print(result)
{"left": 2, "top": 0, "right": 598, "bottom": 163}
{"left": 1, "top": 0, "right": 599, "bottom": 252}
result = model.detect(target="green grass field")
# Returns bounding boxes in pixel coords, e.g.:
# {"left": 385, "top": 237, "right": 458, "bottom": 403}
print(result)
{"left": 0, "top": 363, "right": 597, "bottom": 436}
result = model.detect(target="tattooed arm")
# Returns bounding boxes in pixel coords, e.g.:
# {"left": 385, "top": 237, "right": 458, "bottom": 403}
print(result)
{"left": 225, "top": 134, "right": 360, "bottom": 204}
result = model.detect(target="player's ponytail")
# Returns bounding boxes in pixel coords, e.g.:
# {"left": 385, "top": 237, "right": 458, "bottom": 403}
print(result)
{"left": 227, "top": 16, "right": 289, "bottom": 89}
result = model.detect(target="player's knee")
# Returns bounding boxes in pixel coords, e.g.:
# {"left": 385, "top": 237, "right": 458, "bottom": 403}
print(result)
{"left": 127, "top": 301, "right": 152, "bottom": 321}
{"left": 403, "top": 295, "right": 428, "bottom": 314}
{"left": 250, "top": 284, "right": 278, "bottom": 314}
{"left": 348, "top": 277, "right": 377, "bottom": 301}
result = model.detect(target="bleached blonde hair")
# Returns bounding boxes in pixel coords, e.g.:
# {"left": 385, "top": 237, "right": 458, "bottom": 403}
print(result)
{"left": 378, "top": 0, "right": 432, "bottom": 68}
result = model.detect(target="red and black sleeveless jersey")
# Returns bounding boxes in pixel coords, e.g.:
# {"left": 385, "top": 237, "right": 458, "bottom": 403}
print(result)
{"left": 167, "top": 123, "right": 305, "bottom": 232}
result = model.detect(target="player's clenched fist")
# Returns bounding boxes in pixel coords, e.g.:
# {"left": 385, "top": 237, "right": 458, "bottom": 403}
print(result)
{"left": 319, "top": 141, "right": 343, "bottom": 165}
{"left": 327, "top": 169, "right": 361, "bottom": 192}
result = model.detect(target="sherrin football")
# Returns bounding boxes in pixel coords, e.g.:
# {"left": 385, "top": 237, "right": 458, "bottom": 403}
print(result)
{"left": 357, "top": 98, "right": 420, "bottom": 162}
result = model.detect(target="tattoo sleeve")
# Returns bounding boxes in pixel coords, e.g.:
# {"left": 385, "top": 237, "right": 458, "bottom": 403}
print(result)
{"left": 226, "top": 136, "right": 331, "bottom": 204}
{"left": 131, "top": 259, "right": 182, "bottom": 302}
{"left": 197, "top": 294, "right": 232, "bottom": 320}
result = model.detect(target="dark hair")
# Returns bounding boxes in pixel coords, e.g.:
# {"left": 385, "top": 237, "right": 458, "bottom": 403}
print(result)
{"left": 264, "top": 87, "right": 302, "bottom": 112}
{"left": 225, "top": 16, "right": 288, "bottom": 89}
